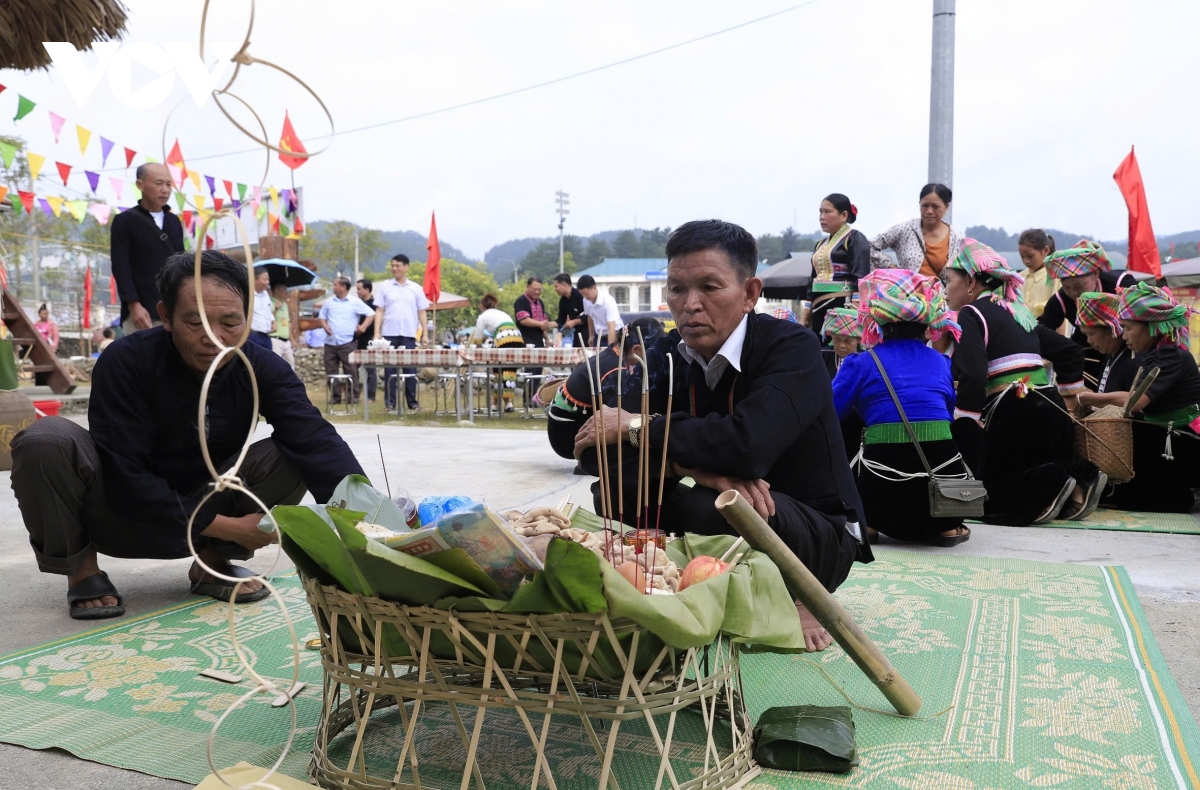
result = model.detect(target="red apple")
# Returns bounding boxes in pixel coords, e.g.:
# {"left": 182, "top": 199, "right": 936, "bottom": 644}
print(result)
{"left": 678, "top": 556, "right": 731, "bottom": 591}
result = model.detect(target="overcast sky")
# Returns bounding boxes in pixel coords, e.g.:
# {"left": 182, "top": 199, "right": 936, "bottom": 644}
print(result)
{"left": 3, "top": 0, "right": 1198, "bottom": 258}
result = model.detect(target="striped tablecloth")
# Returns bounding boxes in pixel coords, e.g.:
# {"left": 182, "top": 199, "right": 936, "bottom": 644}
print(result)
{"left": 349, "top": 348, "right": 465, "bottom": 366}
{"left": 350, "top": 347, "right": 588, "bottom": 368}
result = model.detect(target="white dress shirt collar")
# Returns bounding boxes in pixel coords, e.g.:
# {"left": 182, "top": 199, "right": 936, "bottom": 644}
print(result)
{"left": 677, "top": 314, "right": 748, "bottom": 390}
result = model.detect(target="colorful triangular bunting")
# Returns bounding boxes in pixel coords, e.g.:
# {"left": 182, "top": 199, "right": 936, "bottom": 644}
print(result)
{"left": 26, "top": 152, "right": 44, "bottom": 181}
{"left": 100, "top": 137, "right": 115, "bottom": 167}
{"left": 47, "top": 196, "right": 63, "bottom": 217}
{"left": 13, "top": 95, "right": 36, "bottom": 122}
{"left": 76, "top": 125, "right": 91, "bottom": 156}
{"left": 55, "top": 161, "right": 71, "bottom": 185}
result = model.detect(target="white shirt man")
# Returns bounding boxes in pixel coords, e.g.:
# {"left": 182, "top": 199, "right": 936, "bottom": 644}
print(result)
{"left": 577, "top": 275, "right": 625, "bottom": 347}
{"left": 249, "top": 268, "right": 275, "bottom": 350}
{"left": 372, "top": 255, "right": 431, "bottom": 411}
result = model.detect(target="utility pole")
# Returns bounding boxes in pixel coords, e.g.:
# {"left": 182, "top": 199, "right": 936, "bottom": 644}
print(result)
{"left": 929, "top": 0, "right": 956, "bottom": 221}
{"left": 555, "top": 190, "right": 570, "bottom": 273}
{"left": 354, "top": 230, "right": 360, "bottom": 282}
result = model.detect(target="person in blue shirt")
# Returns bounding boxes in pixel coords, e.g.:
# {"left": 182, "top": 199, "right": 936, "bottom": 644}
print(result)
{"left": 318, "top": 277, "right": 375, "bottom": 404}
{"left": 833, "top": 269, "right": 971, "bottom": 546}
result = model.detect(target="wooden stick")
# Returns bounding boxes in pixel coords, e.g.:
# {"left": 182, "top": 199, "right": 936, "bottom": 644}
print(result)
{"left": 655, "top": 354, "right": 675, "bottom": 532}
{"left": 636, "top": 326, "right": 654, "bottom": 570}
{"left": 616, "top": 328, "right": 626, "bottom": 531}
{"left": 581, "top": 338, "right": 611, "bottom": 549}
{"left": 714, "top": 490, "right": 923, "bottom": 716}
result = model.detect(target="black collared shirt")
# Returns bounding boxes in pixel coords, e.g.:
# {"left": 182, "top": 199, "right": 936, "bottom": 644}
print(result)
{"left": 110, "top": 204, "right": 185, "bottom": 322}
{"left": 556, "top": 288, "right": 586, "bottom": 346}
{"left": 89, "top": 327, "right": 365, "bottom": 555}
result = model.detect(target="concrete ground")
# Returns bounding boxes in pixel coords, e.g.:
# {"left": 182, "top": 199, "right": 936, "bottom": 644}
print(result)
{"left": 1, "top": 420, "right": 1197, "bottom": 788}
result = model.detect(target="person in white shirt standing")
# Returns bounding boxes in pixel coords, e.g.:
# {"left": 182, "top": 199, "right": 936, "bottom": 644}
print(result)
{"left": 577, "top": 274, "right": 625, "bottom": 347}
{"left": 373, "top": 254, "right": 431, "bottom": 411}
{"left": 319, "top": 277, "right": 375, "bottom": 404}
{"left": 249, "top": 267, "right": 275, "bottom": 350}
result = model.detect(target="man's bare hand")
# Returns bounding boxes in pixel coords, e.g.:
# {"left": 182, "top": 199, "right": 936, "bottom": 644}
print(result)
{"left": 128, "top": 302, "right": 153, "bottom": 330}
{"left": 688, "top": 468, "right": 776, "bottom": 521}
{"left": 201, "top": 513, "right": 277, "bottom": 551}
{"left": 573, "top": 406, "right": 634, "bottom": 458}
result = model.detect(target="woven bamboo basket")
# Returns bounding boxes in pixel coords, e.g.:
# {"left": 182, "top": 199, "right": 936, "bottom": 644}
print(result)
{"left": 301, "top": 577, "right": 760, "bottom": 790}
{"left": 1075, "top": 407, "right": 1135, "bottom": 485}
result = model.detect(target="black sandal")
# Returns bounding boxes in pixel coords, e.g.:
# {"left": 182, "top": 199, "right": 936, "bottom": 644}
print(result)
{"left": 927, "top": 525, "right": 971, "bottom": 548}
{"left": 189, "top": 564, "right": 271, "bottom": 604}
{"left": 67, "top": 571, "right": 126, "bottom": 620}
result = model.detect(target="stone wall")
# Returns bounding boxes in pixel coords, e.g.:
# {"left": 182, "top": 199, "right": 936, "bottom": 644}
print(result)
{"left": 294, "top": 347, "right": 326, "bottom": 388}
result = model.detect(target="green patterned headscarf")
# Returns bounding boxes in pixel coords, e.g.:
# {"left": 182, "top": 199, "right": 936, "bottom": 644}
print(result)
{"left": 946, "top": 238, "right": 1037, "bottom": 331}
{"left": 1044, "top": 239, "right": 1112, "bottom": 279}
{"left": 1118, "top": 281, "right": 1192, "bottom": 349}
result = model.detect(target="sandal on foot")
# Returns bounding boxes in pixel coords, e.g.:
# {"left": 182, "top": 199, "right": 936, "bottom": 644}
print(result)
{"left": 927, "top": 526, "right": 971, "bottom": 548}
{"left": 67, "top": 571, "right": 126, "bottom": 620}
{"left": 190, "top": 565, "right": 271, "bottom": 604}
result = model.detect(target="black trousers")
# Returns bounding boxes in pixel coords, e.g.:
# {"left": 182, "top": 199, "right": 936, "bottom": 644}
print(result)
{"left": 10, "top": 417, "right": 306, "bottom": 575}
{"left": 584, "top": 445, "right": 869, "bottom": 594}
{"left": 1104, "top": 422, "right": 1199, "bottom": 513}
{"left": 854, "top": 439, "right": 967, "bottom": 542}
{"left": 954, "top": 388, "right": 1098, "bottom": 526}
{"left": 384, "top": 335, "right": 418, "bottom": 409}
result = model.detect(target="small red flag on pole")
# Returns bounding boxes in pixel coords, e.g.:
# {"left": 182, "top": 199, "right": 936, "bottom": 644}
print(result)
{"left": 278, "top": 112, "right": 308, "bottom": 170}
{"left": 1113, "top": 146, "right": 1162, "bottom": 278}
{"left": 424, "top": 212, "right": 441, "bottom": 305}
{"left": 83, "top": 263, "right": 93, "bottom": 329}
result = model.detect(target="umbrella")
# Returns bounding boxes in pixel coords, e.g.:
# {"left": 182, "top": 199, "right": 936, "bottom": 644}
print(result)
{"left": 431, "top": 291, "right": 469, "bottom": 311}
{"left": 1, "top": 0, "right": 128, "bottom": 71}
{"left": 1160, "top": 257, "right": 1200, "bottom": 288}
{"left": 760, "top": 253, "right": 813, "bottom": 299}
{"left": 255, "top": 258, "right": 317, "bottom": 288}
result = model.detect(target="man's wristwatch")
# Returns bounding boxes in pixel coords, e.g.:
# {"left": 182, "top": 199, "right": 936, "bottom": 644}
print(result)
{"left": 628, "top": 415, "right": 660, "bottom": 448}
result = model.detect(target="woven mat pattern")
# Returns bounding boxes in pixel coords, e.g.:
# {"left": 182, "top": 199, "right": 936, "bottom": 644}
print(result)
{"left": 0, "top": 552, "right": 1196, "bottom": 788}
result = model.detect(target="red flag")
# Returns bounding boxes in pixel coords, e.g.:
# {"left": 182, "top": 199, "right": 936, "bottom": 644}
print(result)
{"left": 1113, "top": 147, "right": 1162, "bottom": 277}
{"left": 124, "top": 147, "right": 137, "bottom": 168}
{"left": 166, "top": 138, "right": 187, "bottom": 178}
{"left": 109, "top": 273, "right": 117, "bottom": 305}
{"left": 424, "top": 212, "right": 441, "bottom": 304}
{"left": 83, "top": 264, "right": 93, "bottom": 330}
{"left": 293, "top": 214, "right": 305, "bottom": 236}
{"left": 213, "top": 197, "right": 224, "bottom": 212}
{"left": 55, "top": 162, "right": 71, "bottom": 185}
{"left": 278, "top": 112, "right": 308, "bottom": 170}
{"left": 16, "top": 190, "right": 34, "bottom": 213}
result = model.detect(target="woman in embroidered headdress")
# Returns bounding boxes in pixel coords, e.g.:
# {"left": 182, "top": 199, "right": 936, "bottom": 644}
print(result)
{"left": 807, "top": 194, "right": 871, "bottom": 341}
{"left": 942, "top": 239, "right": 1105, "bottom": 524}
{"left": 1073, "top": 292, "right": 1138, "bottom": 407}
{"left": 1096, "top": 283, "right": 1200, "bottom": 512}
{"left": 1039, "top": 239, "right": 1139, "bottom": 389}
{"left": 820, "top": 306, "right": 862, "bottom": 378}
{"left": 833, "top": 269, "right": 971, "bottom": 545}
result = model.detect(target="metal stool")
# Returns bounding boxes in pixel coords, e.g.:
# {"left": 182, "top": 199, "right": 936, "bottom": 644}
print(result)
{"left": 325, "top": 374, "right": 355, "bottom": 416}
{"left": 433, "top": 371, "right": 462, "bottom": 418}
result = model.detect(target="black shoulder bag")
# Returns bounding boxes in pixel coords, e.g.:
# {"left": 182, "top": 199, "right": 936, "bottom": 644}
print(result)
{"left": 867, "top": 348, "right": 988, "bottom": 518}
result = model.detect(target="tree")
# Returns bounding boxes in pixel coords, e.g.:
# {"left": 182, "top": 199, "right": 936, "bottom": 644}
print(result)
{"left": 516, "top": 241, "right": 577, "bottom": 281}
{"left": 638, "top": 227, "right": 671, "bottom": 258}
{"left": 299, "top": 220, "right": 384, "bottom": 280}
{"left": 612, "top": 230, "right": 639, "bottom": 258}
{"left": 400, "top": 258, "right": 503, "bottom": 332}
{"left": 579, "top": 237, "right": 612, "bottom": 270}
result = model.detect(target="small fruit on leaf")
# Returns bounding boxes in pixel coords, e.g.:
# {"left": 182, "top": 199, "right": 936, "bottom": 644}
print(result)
{"left": 678, "top": 556, "right": 730, "bottom": 591}
{"left": 616, "top": 560, "right": 648, "bottom": 594}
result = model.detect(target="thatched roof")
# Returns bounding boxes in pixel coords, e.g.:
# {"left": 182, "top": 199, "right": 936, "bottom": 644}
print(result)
{"left": 0, "top": 0, "right": 128, "bottom": 71}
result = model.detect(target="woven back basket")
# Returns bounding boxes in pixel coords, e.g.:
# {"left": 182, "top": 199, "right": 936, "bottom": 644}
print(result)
{"left": 1075, "top": 407, "right": 1135, "bottom": 485}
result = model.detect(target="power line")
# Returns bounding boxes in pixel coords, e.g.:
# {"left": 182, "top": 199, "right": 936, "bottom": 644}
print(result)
{"left": 174, "top": 1, "right": 820, "bottom": 167}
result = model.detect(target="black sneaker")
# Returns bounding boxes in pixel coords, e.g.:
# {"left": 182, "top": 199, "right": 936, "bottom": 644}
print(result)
{"left": 1033, "top": 478, "right": 1077, "bottom": 525}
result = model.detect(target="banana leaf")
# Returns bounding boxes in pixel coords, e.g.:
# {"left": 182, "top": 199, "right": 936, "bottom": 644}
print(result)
{"left": 753, "top": 705, "right": 858, "bottom": 773}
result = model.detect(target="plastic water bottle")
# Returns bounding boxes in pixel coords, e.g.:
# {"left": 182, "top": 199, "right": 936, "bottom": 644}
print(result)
{"left": 392, "top": 489, "right": 420, "bottom": 529}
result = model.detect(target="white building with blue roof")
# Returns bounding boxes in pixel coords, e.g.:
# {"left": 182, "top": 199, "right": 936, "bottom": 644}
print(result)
{"left": 573, "top": 258, "right": 669, "bottom": 314}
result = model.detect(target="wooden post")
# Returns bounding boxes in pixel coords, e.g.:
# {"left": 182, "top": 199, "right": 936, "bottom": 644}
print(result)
{"left": 714, "top": 490, "right": 923, "bottom": 716}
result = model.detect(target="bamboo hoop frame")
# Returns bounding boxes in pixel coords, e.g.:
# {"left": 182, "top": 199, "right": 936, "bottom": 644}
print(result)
{"left": 302, "top": 578, "right": 760, "bottom": 790}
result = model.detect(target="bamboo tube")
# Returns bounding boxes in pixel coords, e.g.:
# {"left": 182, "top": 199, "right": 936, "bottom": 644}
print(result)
{"left": 714, "top": 490, "right": 923, "bottom": 716}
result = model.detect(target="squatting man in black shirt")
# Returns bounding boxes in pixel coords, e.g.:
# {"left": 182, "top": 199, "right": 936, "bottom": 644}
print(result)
{"left": 11, "top": 251, "right": 365, "bottom": 620}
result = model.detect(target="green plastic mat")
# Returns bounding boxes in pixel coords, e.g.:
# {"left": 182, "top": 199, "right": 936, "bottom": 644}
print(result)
{"left": 0, "top": 552, "right": 1197, "bottom": 789}
{"left": 1049, "top": 508, "right": 1200, "bottom": 534}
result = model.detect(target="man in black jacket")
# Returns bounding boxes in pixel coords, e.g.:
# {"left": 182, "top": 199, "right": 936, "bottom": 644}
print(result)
{"left": 575, "top": 220, "right": 872, "bottom": 652}
{"left": 552, "top": 273, "right": 586, "bottom": 347}
{"left": 110, "top": 163, "right": 185, "bottom": 334}
{"left": 10, "top": 251, "right": 366, "bottom": 620}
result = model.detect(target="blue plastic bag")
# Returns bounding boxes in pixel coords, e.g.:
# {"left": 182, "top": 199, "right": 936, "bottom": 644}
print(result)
{"left": 418, "top": 495, "right": 476, "bottom": 526}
